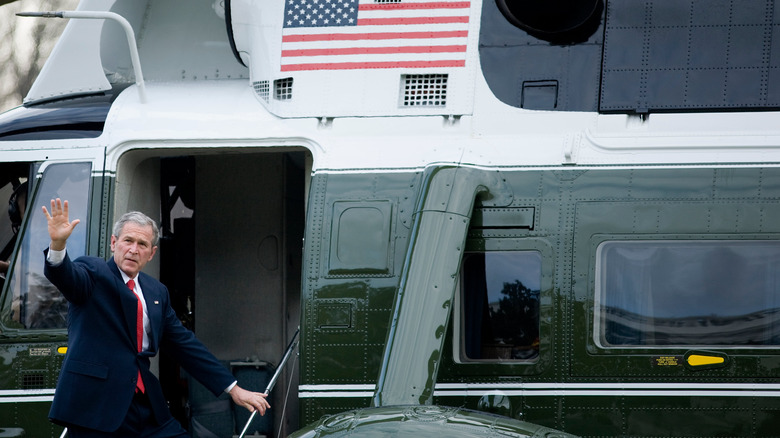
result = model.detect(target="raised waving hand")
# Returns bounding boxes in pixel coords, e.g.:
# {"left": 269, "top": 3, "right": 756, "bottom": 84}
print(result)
{"left": 42, "top": 198, "right": 80, "bottom": 251}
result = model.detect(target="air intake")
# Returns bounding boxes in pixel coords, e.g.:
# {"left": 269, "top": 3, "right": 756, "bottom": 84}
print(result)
{"left": 21, "top": 372, "right": 46, "bottom": 389}
{"left": 253, "top": 81, "right": 270, "bottom": 103}
{"left": 274, "top": 78, "right": 294, "bottom": 101}
{"left": 400, "top": 74, "right": 448, "bottom": 107}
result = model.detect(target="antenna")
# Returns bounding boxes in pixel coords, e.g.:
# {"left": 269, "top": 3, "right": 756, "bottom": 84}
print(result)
{"left": 17, "top": 11, "right": 147, "bottom": 104}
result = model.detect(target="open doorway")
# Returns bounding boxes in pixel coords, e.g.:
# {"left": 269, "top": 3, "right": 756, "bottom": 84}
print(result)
{"left": 117, "top": 149, "right": 307, "bottom": 437}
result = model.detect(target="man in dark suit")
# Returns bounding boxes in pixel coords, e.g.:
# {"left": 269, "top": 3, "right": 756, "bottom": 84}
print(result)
{"left": 43, "top": 198, "right": 270, "bottom": 437}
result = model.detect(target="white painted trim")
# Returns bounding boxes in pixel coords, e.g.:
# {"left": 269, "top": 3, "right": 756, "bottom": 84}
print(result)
{"left": 0, "top": 396, "right": 56, "bottom": 403}
{"left": 297, "top": 382, "right": 780, "bottom": 398}
{"left": 299, "top": 384, "right": 375, "bottom": 391}
{"left": 0, "top": 389, "right": 56, "bottom": 403}
{"left": 298, "top": 384, "right": 375, "bottom": 399}
{"left": 299, "top": 391, "right": 375, "bottom": 399}
{"left": 435, "top": 382, "right": 780, "bottom": 398}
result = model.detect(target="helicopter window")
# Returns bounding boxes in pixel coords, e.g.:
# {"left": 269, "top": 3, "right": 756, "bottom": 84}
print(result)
{"left": 1, "top": 162, "right": 91, "bottom": 330}
{"left": 460, "top": 251, "right": 541, "bottom": 361}
{"left": 595, "top": 240, "right": 780, "bottom": 348}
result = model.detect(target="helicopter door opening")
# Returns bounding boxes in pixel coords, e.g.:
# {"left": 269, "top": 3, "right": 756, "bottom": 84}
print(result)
{"left": 115, "top": 150, "right": 307, "bottom": 438}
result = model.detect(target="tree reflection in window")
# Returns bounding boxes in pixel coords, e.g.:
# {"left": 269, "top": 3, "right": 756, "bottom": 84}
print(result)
{"left": 461, "top": 251, "right": 541, "bottom": 361}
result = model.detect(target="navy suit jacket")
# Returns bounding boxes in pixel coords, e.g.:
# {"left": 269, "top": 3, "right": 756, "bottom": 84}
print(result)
{"left": 44, "top": 251, "right": 235, "bottom": 432}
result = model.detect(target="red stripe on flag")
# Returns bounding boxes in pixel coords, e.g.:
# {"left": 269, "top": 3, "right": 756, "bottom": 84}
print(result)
{"left": 357, "top": 16, "right": 469, "bottom": 26}
{"left": 282, "top": 30, "right": 468, "bottom": 43}
{"left": 281, "top": 60, "right": 466, "bottom": 71}
{"left": 359, "top": 2, "right": 471, "bottom": 11}
{"left": 282, "top": 45, "right": 467, "bottom": 57}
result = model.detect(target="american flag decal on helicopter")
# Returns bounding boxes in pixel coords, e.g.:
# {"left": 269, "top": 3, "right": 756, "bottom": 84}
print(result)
{"left": 281, "top": 0, "right": 471, "bottom": 71}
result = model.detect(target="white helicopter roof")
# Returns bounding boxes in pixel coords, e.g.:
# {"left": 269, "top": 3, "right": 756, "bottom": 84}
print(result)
{"left": 25, "top": 0, "right": 478, "bottom": 119}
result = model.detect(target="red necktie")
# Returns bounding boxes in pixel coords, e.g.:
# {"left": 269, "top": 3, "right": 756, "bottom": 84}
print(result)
{"left": 127, "top": 279, "right": 145, "bottom": 393}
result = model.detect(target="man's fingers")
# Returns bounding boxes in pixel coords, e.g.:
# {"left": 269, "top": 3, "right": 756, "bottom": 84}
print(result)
{"left": 45, "top": 199, "right": 79, "bottom": 226}
{"left": 229, "top": 387, "right": 270, "bottom": 415}
{"left": 247, "top": 395, "right": 270, "bottom": 414}
{"left": 245, "top": 401, "right": 262, "bottom": 414}
{"left": 47, "top": 199, "right": 65, "bottom": 218}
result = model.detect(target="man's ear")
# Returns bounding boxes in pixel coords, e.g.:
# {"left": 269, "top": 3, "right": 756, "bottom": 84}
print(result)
{"left": 148, "top": 246, "right": 158, "bottom": 262}
{"left": 110, "top": 235, "right": 117, "bottom": 253}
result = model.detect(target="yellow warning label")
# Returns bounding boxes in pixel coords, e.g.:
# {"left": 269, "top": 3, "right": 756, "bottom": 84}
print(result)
{"left": 654, "top": 356, "right": 680, "bottom": 366}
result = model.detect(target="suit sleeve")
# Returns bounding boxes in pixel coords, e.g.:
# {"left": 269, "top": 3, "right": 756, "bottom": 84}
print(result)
{"left": 157, "top": 287, "right": 236, "bottom": 396}
{"left": 43, "top": 249, "right": 96, "bottom": 305}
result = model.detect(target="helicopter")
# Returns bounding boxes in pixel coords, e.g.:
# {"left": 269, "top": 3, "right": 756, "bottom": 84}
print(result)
{"left": 1, "top": 0, "right": 779, "bottom": 436}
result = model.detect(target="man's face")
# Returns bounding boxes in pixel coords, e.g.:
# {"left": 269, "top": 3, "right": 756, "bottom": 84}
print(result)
{"left": 110, "top": 222, "right": 157, "bottom": 278}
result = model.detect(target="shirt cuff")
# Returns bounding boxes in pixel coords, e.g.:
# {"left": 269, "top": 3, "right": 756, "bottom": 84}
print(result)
{"left": 47, "top": 247, "right": 66, "bottom": 266}
{"left": 224, "top": 380, "right": 238, "bottom": 393}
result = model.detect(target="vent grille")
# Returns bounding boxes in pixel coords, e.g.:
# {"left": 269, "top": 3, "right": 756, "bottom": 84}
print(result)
{"left": 274, "top": 77, "right": 294, "bottom": 101}
{"left": 21, "top": 372, "right": 46, "bottom": 389}
{"left": 400, "top": 74, "right": 448, "bottom": 107}
{"left": 253, "top": 81, "right": 270, "bottom": 103}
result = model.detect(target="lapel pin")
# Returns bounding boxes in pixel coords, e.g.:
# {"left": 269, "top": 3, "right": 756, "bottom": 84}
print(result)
{"left": 154, "top": 301, "right": 159, "bottom": 305}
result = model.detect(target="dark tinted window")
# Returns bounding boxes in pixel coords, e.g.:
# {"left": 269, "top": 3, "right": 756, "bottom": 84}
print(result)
{"left": 461, "top": 251, "right": 541, "bottom": 361}
{"left": 596, "top": 240, "right": 780, "bottom": 347}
